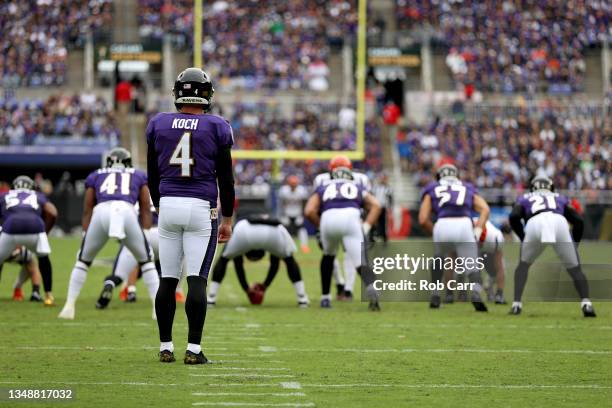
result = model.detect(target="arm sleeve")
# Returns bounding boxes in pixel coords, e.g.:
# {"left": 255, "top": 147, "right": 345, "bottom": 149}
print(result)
{"left": 263, "top": 255, "right": 281, "bottom": 288}
{"left": 216, "top": 146, "right": 235, "bottom": 218}
{"left": 233, "top": 256, "right": 249, "bottom": 292}
{"left": 508, "top": 203, "right": 526, "bottom": 241}
{"left": 146, "top": 120, "right": 160, "bottom": 208}
{"left": 563, "top": 205, "right": 584, "bottom": 243}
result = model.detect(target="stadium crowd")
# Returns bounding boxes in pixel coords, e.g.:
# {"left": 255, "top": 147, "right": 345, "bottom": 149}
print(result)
{"left": 398, "top": 113, "right": 611, "bottom": 191}
{"left": 0, "top": 94, "right": 120, "bottom": 145}
{"left": 138, "top": 0, "right": 357, "bottom": 90}
{"left": 396, "top": 0, "right": 610, "bottom": 93}
{"left": 0, "top": 0, "right": 113, "bottom": 87}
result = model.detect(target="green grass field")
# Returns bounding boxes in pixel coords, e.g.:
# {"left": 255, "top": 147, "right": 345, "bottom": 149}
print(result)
{"left": 1, "top": 237, "right": 611, "bottom": 407}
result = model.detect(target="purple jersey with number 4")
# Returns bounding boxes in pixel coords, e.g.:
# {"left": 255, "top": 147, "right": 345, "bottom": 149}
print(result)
{"left": 146, "top": 112, "right": 234, "bottom": 206}
{"left": 316, "top": 180, "right": 365, "bottom": 213}
{"left": 85, "top": 168, "right": 147, "bottom": 205}
{"left": 517, "top": 191, "right": 568, "bottom": 221}
{"left": 0, "top": 189, "right": 48, "bottom": 234}
{"left": 421, "top": 180, "right": 477, "bottom": 218}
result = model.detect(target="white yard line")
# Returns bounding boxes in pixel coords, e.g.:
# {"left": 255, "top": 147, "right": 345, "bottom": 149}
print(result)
{"left": 279, "top": 382, "right": 302, "bottom": 390}
{"left": 272, "top": 347, "right": 612, "bottom": 355}
{"left": 259, "top": 346, "right": 278, "bottom": 353}
{"left": 188, "top": 367, "right": 290, "bottom": 371}
{"left": 189, "top": 374, "right": 295, "bottom": 379}
{"left": 193, "top": 403, "right": 314, "bottom": 407}
{"left": 192, "top": 392, "right": 305, "bottom": 397}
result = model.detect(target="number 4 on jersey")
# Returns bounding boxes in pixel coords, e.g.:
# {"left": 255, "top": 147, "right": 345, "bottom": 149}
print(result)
{"left": 170, "top": 132, "right": 194, "bottom": 177}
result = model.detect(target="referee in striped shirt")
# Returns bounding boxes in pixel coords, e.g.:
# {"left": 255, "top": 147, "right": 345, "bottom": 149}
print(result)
{"left": 372, "top": 173, "right": 393, "bottom": 243}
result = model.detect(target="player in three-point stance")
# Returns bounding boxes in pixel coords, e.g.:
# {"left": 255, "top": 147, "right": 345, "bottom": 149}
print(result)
{"left": 508, "top": 176, "right": 595, "bottom": 317}
{"left": 418, "top": 164, "right": 490, "bottom": 312}
{"left": 313, "top": 155, "right": 371, "bottom": 300}
{"left": 147, "top": 67, "right": 234, "bottom": 364}
{"left": 207, "top": 214, "right": 309, "bottom": 307}
{"left": 305, "top": 165, "right": 382, "bottom": 310}
{"left": 0, "top": 176, "right": 57, "bottom": 306}
{"left": 59, "top": 148, "right": 157, "bottom": 320}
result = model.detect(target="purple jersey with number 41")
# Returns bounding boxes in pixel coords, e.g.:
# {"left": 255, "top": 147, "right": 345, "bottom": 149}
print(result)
{"left": 146, "top": 112, "right": 234, "bottom": 206}
{"left": 516, "top": 191, "right": 568, "bottom": 221}
{"left": 85, "top": 168, "right": 147, "bottom": 205}
{"left": 316, "top": 180, "right": 366, "bottom": 213}
{"left": 421, "top": 180, "right": 477, "bottom": 218}
{"left": 0, "top": 189, "right": 48, "bottom": 234}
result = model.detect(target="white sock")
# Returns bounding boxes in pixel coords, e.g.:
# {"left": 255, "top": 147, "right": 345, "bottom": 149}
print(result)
{"left": 128, "top": 285, "right": 137, "bottom": 293}
{"left": 512, "top": 301, "right": 522, "bottom": 308}
{"left": 208, "top": 281, "right": 220, "bottom": 298}
{"left": 293, "top": 281, "right": 306, "bottom": 299}
{"left": 332, "top": 259, "right": 344, "bottom": 286}
{"left": 66, "top": 262, "right": 88, "bottom": 306}
{"left": 343, "top": 257, "right": 356, "bottom": 293}
{"left": 321, "top": 294, "right": 331, "bottom": 301}
{"left": 187, "top": 343, "right": 201, "bottom": 354}
{"left": 581, "top": 299, "right": 592, "bottom": 307}
{"left": 160, "top": 341, "right": 174, "bottom": 352}
{"left": 298, "top": 228, "right": 308, "bottom": 247}
{"left": 141, "top": 265, "right": 160, "bottom": 302}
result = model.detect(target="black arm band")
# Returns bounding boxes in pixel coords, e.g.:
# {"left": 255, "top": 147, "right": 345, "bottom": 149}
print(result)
{"left": 216, "top": 147, "right": 235, "bottom": 218}
{"left": 147, "top": 141, "right": 160, "bottom": 208}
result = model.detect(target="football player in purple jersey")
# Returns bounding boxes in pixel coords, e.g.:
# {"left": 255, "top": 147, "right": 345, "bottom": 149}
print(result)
{"left": 508, "top": 176, "right": 595, "bottom": 317}
{"left": 304, "top": 166, "right": 382, "bottom": 310}
{"left": 59, "top": 148, "right": 157, "bottom": 320}
{"left": 0, "top": 176, "right": 57, "bottom": 306}
{"left": 147, "top": 67, "right": 235, "bottom": 364}
{"left": 418, "top": 164, "right": 490, "bottom": 312}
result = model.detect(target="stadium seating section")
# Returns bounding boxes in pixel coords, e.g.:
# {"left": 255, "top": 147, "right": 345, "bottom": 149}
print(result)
{"left": 396, "top": 0, "right": 610, "bottom": 93}
{"left": 0, "top": 0, "right": 113, "bottom": 87}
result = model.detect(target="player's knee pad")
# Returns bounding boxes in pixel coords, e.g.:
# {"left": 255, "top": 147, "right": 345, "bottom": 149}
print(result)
{"left": 284, "top": 256, "right": 302, "bottom": 283}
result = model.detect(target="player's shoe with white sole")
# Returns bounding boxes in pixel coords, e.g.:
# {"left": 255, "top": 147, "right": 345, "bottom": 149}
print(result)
{"left": 298, "top": 295, "right": 310, "bottom": 308}
{"left": 159, "top": 350, "right": 175, "bottom": 363}
{"left": 30, "top": 291, "right": 42, "bottom": 302}
{"left": 95, "top": 284, "right": 114, "bottom": 309}
{"left": 509, "top": 302, "right": 522, "bottom": 315}
{"left": 184, "top": 350, "right": 208, "bottom": 365}
{"left": 582, "top": 303, "right": 596, "bottom": 318}
{"left": 58, "top": 304, "right": 75, "bottom": 319}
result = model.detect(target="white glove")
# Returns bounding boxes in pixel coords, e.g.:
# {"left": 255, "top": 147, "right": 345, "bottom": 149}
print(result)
{"left": 362, "top": 222, "right": 372, "bottom": 236}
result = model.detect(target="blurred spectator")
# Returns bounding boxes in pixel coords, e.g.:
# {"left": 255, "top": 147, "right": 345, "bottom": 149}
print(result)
{"left": 115, "top": 78, "right": 133, "bottom": 115}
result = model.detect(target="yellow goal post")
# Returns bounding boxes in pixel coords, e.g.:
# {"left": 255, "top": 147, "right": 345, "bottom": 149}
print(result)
{"left": 192, "top": 0, "right": 367, "bottom": 161}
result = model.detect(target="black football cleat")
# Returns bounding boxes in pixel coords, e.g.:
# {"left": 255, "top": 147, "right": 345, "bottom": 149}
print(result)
{"left": 472, "top": 301, "right": 488, "bottom": 312}
{"left": 429, "top": 295, "right": 441, "bottom": 309}
{"left": 443, "top": 292, "right": 454, "bottom": 304}
{"left": 30, "top": 292, "right": 43, "bottom": 302}
{"left": 95, "top": 284, "right": 114, "bottom": 309}
{"left": 343, "top": 291, "right": 354, "bottom": 301}
{"left": 320, "top": 298, "right": 331, "bottom": 308}
{"left": 509, "top": 305, "right": 522, "bottom": 315}
{"left": 368, "top": 300, "right": 381, "bottom": 311}
{"left": 159, "top": 350, "right": 175, "bottom": 363}
{"left": 126, "top": 291, "right": 137, "bottom": 303}
{"left": 494, "top": 293, "right": 507, "bottom": 305}
{"left": 184, "top": 350, "right": 209, "bottom": 365}
{"left": 582, "top": 304, "right": 596, "bottom": 318}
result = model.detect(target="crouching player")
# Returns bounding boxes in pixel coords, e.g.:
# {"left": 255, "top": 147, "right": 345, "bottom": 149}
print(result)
{"left": 418, "top": 164, "right": 490, "bottom": 312}
{"left": 305, "top": 165, "right": 382, "bottom": 310}
{"left": 59, "top": 148, "right": 157, "bottom": 320}
{"left": 7, "top": 246, "right": 46, "bottom": 303}
{"left": 508, "top": 176, "right": 595, "bottom": 317}
{"left": 478, "top": 219, "right": 507, "bottom": 304}
{"left": 0, "top": 176, "right": 57, "bottom": 306}
{"left": 207, "top": 215, "right": 309, "bottom": 307}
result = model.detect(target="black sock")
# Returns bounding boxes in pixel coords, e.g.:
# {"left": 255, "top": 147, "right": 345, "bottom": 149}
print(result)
{"left": 104, "top": 274, "right": 123, "bottom": 287}
{"left": 38, "top": 255, "right": 53, "bottom": 292}
{"left": 566, "top": 265, "right": 590, "bottom": 299}
{"left": 321, "top": 255, "right": 335, "bottom": 296}
{"left": 32, "top": 284, "right": 40, "bottom": 294}
{"left": 431, "top": 260, "right": 443, "bottom": 295}
{"left": 284, "top": 256, "right": 302, "bottom": 283}
{"left": 514, "top": 261, "right": 530, "bottom": 302}
{"left": 185, "top": 276, "right": 207, "bottom": 345}
{"left": 155, "top": 277, "right": 179, "bottom": 343}
{"left": 496, "top": 288, "right": 503, "bottom": 296}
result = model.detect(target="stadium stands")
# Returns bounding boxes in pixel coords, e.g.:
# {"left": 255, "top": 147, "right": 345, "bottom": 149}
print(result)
{"left": 0, "top": 94, "right": 120, "bottom": 145}
{"left": 138, "top": 0, "right": 357, "bottom": 90}
{"left": 0, "top": 0, "right": 113, "bottom": 87}
{"left": 396, "top": 0, "right": 610, "bottom": 93}
{"left": 398, "top": 112, "right": 611, "bottom": 191}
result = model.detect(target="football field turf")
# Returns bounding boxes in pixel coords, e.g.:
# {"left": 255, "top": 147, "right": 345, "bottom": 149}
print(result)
{"left": 1, "top": 237, "right": 611, "bottom": 407}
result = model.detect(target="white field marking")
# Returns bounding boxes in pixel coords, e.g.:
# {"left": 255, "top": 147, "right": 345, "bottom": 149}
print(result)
{"left": 9, "top": 346, "right": 229, "bottom": 351}
{"left": 214, "top": 360, "right": 286, "bottom": 364}
{"left": 245, "top": 323, "right": 261, "bottom": 329}
{"left": 193, "top": 403, "right": 314, "bottom": 407}
{"left": 0, "top": 380, "right": 609, "bottom": 391}
{"left": 189, "top": 374, "right": 295, "bottom": 379}
{"left": 235, "top": 307, "right": 248, "bottom": 313}
{"left": 188, "top": 367, "right": 290, "bottom": 371}
{"left": 280, "top": 382, "right": 302, "bottom": 390}
{"left": 192, "top": 392, "right": 305, "bottom": 397}
{"left": 259, "top": 346, "right": 278, "bottom": 353}
{"left": 271, "top": 347, "right": 612, "bottom": 355}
